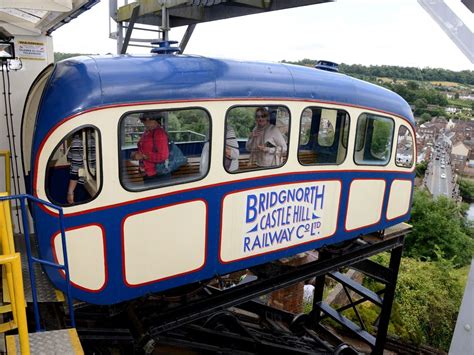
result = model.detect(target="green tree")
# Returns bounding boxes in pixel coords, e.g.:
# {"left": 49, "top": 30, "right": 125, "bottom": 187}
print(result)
{"left": 419, "top": 112, "right": 431, "bottom": 123}
{"left": 385, "top": 254, "right": 465, "bottom": 350}
{"left": 371, "top": 119, "right": 392, "bottom": 159}
{"left": 406, "top": 189, "right": 474, "bottom": 266}
{"left": 458, "top": 178, "right": 474, "bottom": 203}
{"left": 226, "top": 107, "right": 256, "bottom": 139}
{"left": 415, "top": 161, "right": 428, "bottom": 178}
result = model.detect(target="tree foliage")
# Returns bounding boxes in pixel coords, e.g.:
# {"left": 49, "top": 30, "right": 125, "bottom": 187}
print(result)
{"left": 365, "top": 253, "right": 467, "bottom": 351}
{"left": 54, "top": 52, "right": 94, "bottom": 62}
{"left": 415, "top": 161, "right": 428, "bottom": 178}
{"left": 406, "top": 189, "right": 474, "bottom": 266}
{"left": 458, "top": 178, "right": 474, "bottom": 203}
{"left": 281, "top": 59, "right": 474, "bottom": 85}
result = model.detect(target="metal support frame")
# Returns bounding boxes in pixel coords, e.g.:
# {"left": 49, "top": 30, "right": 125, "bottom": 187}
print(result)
{"left": 73, "top": 224, "right": 408, "bottom": 353}
{"left": 138, "top": 227, "right": 407, "bottom": 339}
{"left": 311, "top": 237, "right": 405, "bottom": 354}
{"left": 180, "top": 24, "right": 196, "bottom": 53}
{"left": 120, "top": 4, "right": 140, "bottom": 54}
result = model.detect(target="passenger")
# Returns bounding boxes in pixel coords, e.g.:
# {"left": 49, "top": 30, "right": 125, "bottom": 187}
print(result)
{"left": 225, "top": 125, "right": 240, "bottom": 172}
{"left": 131, "top": 112, "right": 169, "bottom": 181}
{"left": 246, "top": 108, "right": 287, "bottom": 167}
{"left": 66, "top": 132, "right": 84, "bottom": 204}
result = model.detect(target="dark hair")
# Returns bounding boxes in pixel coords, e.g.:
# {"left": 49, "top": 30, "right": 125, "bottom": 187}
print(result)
{"left": 255, "top": 107, "right": 269, "bottom": 119}
{"left": 139, "top": 111, "right": 163, "bottom": 122}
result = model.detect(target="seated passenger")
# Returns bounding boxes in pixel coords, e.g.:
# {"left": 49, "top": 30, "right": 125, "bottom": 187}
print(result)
{"left": 246, "top": 108, "right": 287, "bottom": 167}
{"left": 131, "top": 112, "right": 169, "bottom": 181}
{"left": 225, "top": 125, "right": 239, "bottom": 172}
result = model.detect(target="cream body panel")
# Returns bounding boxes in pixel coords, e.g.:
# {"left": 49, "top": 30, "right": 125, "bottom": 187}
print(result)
{"left": 35, "top": 100, "right": 415, "bottom": 215}
{"left": 53, "top": 225, "right": 106, "bottom": 291}
{"left": 123, "top": 200, "right": 207, "bottom": 285}
{"left": 346, "top": 179, "right": 386, "bottom": 231}
{"left": 220, "top": 181, "right": 341, "bottom": 262}
{"left": 387, "top": 180, "right": 412, "bottom": 220}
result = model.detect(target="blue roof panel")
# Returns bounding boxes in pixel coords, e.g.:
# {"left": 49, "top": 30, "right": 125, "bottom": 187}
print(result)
{"left": 35, "top": 54, "right": 414, "bottom": 143}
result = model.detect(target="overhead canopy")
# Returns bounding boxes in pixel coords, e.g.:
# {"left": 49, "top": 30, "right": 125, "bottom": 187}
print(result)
{"left": 0, "top": 0, "right": 99, "bottom": 36}
{"left": 116, "top": 0, "right": 333, "bottom": 28}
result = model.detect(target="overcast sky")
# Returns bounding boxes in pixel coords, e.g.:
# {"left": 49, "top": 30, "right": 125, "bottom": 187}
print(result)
{"left": 52, "top": 0, "right": 473, "bottom": 71}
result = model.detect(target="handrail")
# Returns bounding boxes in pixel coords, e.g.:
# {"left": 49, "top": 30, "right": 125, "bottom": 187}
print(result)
{"left": 0, "top": 193, "right": 75, "bottom": 332}
{"left": 0, "top": 151, "right": 11, "bottom": 195}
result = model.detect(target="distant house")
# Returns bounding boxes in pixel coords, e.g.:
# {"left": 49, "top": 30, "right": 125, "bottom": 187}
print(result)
{"left": 451, "top": 119, "right": 474, "bottom": 142}
{"left": 451, "top": 141, "right": 470, "bottom": 173}
{"left": 460, "top": 94, "right": 474, "bottom": 101}
{"left": 418, "top": 122, "right": 436, "bottom": 141}
{"left": 445, "top": 107, "right": 457, "bottom": 113}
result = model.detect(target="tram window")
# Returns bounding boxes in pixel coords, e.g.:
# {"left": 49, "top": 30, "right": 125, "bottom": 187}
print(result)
{"left": 395, "top": 125, "right": 414, "bottom": 168}
{"left": 298, "top": 107, "right": 349, "bottom": 165}
{"left": 46, "top": 127, "right": 101, "bottom": 206}
{"left": 119, "top": 108, "right": 210, "bottom": 191}
{"left": 225, "top": 106, "right": 290, "bottom": 172}
{"left": 354, "top": 113, "right": 394, "bottom": 165}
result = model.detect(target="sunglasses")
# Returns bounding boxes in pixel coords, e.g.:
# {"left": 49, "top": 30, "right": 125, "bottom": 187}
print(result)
{"left": 256, "top": 114, "right": 267, "bottom": 119}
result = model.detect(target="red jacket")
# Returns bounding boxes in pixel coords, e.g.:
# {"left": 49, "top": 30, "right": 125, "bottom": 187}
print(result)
{"left": 137, "top": 127, "right": 169, "bottom": 176}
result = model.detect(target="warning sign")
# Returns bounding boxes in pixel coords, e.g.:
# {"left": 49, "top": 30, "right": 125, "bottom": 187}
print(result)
{"left": 17, "top": 41, "right": 46, "bottom": 60}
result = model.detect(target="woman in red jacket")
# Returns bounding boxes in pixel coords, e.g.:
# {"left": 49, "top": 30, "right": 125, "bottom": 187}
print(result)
{"left": 131, "top": 112, "right": 169, "bottom": 180}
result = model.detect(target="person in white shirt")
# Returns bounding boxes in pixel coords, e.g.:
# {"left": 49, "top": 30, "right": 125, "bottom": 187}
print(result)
{"left": 246, "top": 108, "right": 287, "bottom": 167}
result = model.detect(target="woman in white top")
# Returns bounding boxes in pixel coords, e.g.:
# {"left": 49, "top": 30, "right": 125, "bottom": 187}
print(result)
{"left": 246, "top": 108, "right": 287, "bottom": 167}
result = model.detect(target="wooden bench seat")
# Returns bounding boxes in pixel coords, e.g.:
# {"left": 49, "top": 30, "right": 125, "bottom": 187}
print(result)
{"left": 122, "top": 159, "right": 202, "bottom": 184}
{"left": 298, "top": 150, "right": 317, "bottom": 165}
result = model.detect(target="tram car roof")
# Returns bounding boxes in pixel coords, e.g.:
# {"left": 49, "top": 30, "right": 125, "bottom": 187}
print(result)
{"left": 36, "top": 54, "right": 414, "bottom": 138}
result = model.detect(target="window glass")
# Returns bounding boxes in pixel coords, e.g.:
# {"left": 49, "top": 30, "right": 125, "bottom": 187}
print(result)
{"left": 298, "top": 107, "right": 349, "bottom": 165}
{"left": 354, "top": 113, "right": 394, "bottom": 165}
{"left": 119, "top": 108, "right": 210, "bottom": 191}
{"left": 225, "top": 106, "right": 290, "bottom": 172}
{"left": 395, "top": 125, "right": 414, "bottom": 168}
{"left": 46, "top": 127, "right": 101, "bottom": 206}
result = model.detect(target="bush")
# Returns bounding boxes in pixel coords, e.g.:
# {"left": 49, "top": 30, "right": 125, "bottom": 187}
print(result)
{"left": 406, "top": 189, "right": 474, "bottom": 266}
{"left": 458, "top": 178, "right": 474, "bottom": 203}
{"left": 355, "top": 253, "right": 467, "bottom": 351}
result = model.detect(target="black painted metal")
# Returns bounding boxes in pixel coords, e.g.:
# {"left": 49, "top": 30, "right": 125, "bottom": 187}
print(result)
{"left": 373, "top": 244, "right": 403, "bottom": 355}
{"left": 144, "top": 232, "right": 405, "bottom": 338}
{"left": 329, "top": 271, "right": 383, "bottom": 306}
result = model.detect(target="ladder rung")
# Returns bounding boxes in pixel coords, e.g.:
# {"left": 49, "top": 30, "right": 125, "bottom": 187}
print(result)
{"left": 329, "top": 271, "right": 383, "bottom": 307}
{"left": 315, "top": 301, "right": 376, "bottom": 347}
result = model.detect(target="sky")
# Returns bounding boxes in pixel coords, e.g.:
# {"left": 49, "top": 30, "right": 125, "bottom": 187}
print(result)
{"left": 52, "top": 0, "right": 474, "bottom": 71}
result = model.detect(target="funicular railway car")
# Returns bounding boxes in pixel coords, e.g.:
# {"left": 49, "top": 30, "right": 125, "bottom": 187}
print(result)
{"left": 21, "top": 54, "right": 415, "bottom": 305}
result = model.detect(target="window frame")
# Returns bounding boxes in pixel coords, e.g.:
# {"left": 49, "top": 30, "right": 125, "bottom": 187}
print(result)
{"left": 118, "top": 106, "right": 212, "bottom": 192}
{"left": 297, "top": 106, "right": 350, "bottom": 166}
{"left": 45, "top": 124, "right": 103, "bottom": 207}
{"left": 224, "top": 104, "right": 291, "bottom": 174}
{"left": 395, "top": 124, "right": 414, "bottom": 169}
{"left": 353, "top": 112, "right": 395, "bottom": 167}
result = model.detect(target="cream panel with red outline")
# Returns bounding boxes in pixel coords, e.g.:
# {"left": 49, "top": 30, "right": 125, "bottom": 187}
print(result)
{"left": 122, "top": 200, "right": 207, "bottom": 286}
{"left": 220, "top": 181, "right": 341, "bottom": 263}
{"left": 387, "top": 180, "right": 413, "bottom": 220}
{"left": 345, "top": 179, "right": 386, "bottom": 231}
{"left": 53, "top": 224, "right": 106, "bottom": 291}
{"left": 35, "top": 100, "right": 413, "bottom": 216}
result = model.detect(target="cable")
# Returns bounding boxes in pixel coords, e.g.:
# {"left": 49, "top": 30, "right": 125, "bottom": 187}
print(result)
{"left": 1, "top": 61, "right": 22, "bottom": 231}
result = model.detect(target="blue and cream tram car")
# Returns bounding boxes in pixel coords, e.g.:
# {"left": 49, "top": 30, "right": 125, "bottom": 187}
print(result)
{"left": 21, "top": 54, "right": 415, "bottom": 305}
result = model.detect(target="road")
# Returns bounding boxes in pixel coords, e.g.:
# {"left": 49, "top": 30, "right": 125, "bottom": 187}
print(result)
{"left": 426, "top": 140, "right": 454, "bottom": 198}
